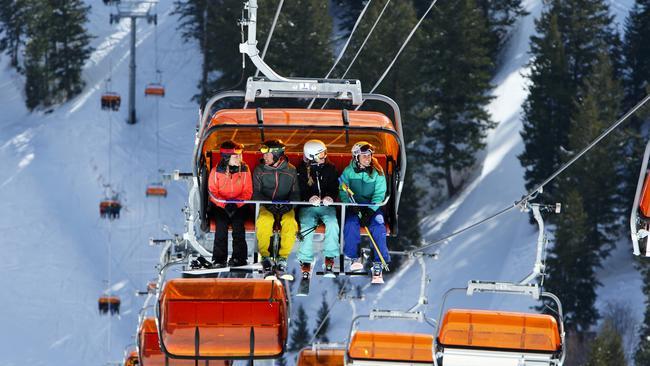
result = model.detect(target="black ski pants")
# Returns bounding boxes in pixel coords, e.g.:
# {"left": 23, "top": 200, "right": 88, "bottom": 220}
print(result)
{"left": 212, "top": 205, "right": 249, "bottom": 263}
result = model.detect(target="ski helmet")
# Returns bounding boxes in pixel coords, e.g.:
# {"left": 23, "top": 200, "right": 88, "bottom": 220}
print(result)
{"left": 303, "top": 139, "right": 327, "bottom": 164}
{"left": 260, "top": 139, "right": 286, "bottom": 164}
{"left": 351, "top": 141, "right": 375, "bottom": 159}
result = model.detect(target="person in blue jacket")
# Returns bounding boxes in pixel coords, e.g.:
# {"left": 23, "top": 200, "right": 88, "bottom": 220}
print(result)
{"left": 339, "top": 141, "right": 389, "bottom": 282}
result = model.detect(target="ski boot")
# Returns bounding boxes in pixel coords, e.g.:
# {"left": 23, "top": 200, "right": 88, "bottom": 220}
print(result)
{"left": 227, "top": 257, "right": 247, "bottom": 267}
{"left": 323, "top": 257, "right": 336, "bottom": 278}
{"left": 349, "top": 257, "right": 364, "bottom": 272}
{"left": 275, "top": 257, "right": 293, "bottom": 281}
{"left": 371, "top": 263, "right": 384, "bottom": 284}
{"left": 261, "top": 256, "right": 277, "bottom": 280}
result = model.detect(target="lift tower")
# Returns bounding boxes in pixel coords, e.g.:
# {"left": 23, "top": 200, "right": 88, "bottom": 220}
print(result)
{"left": 108, "top": 1, "right": 158, "bottom": 124}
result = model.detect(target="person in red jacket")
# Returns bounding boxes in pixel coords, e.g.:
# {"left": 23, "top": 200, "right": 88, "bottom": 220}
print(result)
{"left": 208, "top": 140, "right": 253, "bottom": 267}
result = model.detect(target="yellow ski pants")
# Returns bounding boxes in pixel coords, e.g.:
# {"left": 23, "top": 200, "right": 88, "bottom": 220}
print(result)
{"left": 256, "top": 207, "right": 298, "bottom": 258}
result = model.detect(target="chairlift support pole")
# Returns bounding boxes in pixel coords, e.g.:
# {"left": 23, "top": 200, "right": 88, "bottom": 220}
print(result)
{"left": 109, "top": 1, "right": 158, "bottom": 124}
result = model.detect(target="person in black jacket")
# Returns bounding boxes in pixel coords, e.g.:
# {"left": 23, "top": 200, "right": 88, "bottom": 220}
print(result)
{"left": 296, "top": 140, "right": 340, "bottom": 278}
{"left": 253, "top": 139, "right": 300, "bottom": 273}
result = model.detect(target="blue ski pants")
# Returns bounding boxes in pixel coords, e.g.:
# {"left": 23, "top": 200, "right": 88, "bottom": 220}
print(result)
{"left": 297, "top": 206, "right": 340, "bottom": 263}
{"left": 343, "top": 209, "right": 390, "bottom": 264}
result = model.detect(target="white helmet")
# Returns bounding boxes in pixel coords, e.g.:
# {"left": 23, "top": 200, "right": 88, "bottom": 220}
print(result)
{"left": 303, "top": 139, "right": 327, "bottom": 163}
{"left": 351, "top": 141, "right": 375, "bottom": 159}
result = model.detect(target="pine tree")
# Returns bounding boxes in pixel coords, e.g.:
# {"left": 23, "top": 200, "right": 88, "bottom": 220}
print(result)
{"left": 275, "top": 355, "right": 287, "bottom": 366}
{"left": 289, "top": 304, "right": 310, "bottom": 352}
{"left": 519, "top": 0, "right": 621, "bottom": 198}
{"left": 563, "top": 50, "right": 623, "bottom": 259}
{"left": 257, "top": 0, "right": 333, "bottom": 79}
{"left": 23, "top": 0, "right": 93, "bottom": 110}
{"left": 314, "top": 293, "right": 330, "bottom": 343}
{"left": 332, "top": 0, "right": 365, "bottom": 36}
{"left": 542, "top": 189, "right": 599, "bottom": 332}
{"left": 624, "top": 0, "right": 650, "bottom": 107}
{"left": 0, "top": 0, "right": 29, "bottom": 69}
{"left": 411, "top": 0, "right": 495, "bottom": 197}
{"left": 475, "top": 0, "right": 527, "bottom": 60}
{"left": 586, "top": 320, "right": 626, "bottom": 366}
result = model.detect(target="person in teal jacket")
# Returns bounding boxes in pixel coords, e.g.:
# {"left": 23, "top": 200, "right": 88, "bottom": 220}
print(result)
{"left": 339, "top": 141, "right": 389, "bottom": 281}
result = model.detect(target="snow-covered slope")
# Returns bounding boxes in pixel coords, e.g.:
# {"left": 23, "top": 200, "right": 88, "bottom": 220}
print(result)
{"left": 0, "top": 0, "right": 642, "bottom": 364}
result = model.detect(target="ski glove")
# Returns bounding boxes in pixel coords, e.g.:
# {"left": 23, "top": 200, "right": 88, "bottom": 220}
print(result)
{"left": 268, "top": 204, "right": 291, "bottom": 216}
{"left": 359, "top": 207, "right": 375, "bottom": 227}
{"left": 225, "top": 203, "right": 237, "bottom": 217}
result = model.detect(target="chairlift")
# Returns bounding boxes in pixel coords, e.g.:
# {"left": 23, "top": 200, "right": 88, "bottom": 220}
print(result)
{"left": 156, "top": 278, "right": 288, "bottom": 360}
{"left": 138, "top": 317, "right": 211, "bottom": 366}
{"left": 297, "top": 344, "right": 345, "bottom": 366}
{"left": 100, "top": 199, "right": 122, "bottom": 220}
{"left": 101, "top": 92, "right": 121, "bottom": 111}
{"left": 345, "top": 310, "right": 436, "bottom": 366}
{"left": 631, "top": 139, "right": 650, "bottom": 256}
{"left": 98, "top": 295, "right": 121, "bottom": 315}
{"left": 124, "top": 351, "right": 139, "bottom": 366}
{"left": 435, "top": 281, "right": 566, "bottom": 366}
{"left": 144, "top": 83, "right": 165, "bottom": 97}
{"left": 146, "top": 182, "right": 167, "bottom": 197}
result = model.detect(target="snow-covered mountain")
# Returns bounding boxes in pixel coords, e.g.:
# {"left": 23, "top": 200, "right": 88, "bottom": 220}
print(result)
{"left": 0, "top": 0, "right": 641, "bottom": 364}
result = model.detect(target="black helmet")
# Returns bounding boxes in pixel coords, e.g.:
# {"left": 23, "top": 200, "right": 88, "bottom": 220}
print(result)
{"left": 260, "top": 139, "right": 286, "bottom": 163}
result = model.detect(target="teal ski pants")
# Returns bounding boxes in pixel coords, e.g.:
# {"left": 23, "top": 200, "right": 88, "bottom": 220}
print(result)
{"left": 297, "top": 206, "right": 340, "bottom": 263}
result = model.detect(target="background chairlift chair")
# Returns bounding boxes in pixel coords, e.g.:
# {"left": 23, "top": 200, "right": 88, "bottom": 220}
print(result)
{"left": 100, "top": 199, "right": 122, "bottom": 220}
{"left": 631, "top": 138, "right": 650, "bottom": 256}
{"left": 297, "top": 344, "right": 345, "bottom": 366}
{"left": 435, "top": 281, "right": 566, "bottom": 366}
{"left": 101, "top": 92, "right": 121, "bottom": 111}
{"left": 98, "top": 295, "right": 121, "bottom": 315}
{"left": 145, "top": 182, "right": 167, "bottom": 197}
{"left": 144, "top": 83, "right": 165, "bottom": 97}
{"left": 345, "top": 310, "right": 437, "bottom": 366}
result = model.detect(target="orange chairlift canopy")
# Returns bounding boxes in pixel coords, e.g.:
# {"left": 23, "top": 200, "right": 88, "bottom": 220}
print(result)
{"left": 297, "top": 347, "right": 345, "bottom": 366}
{"left": 639, "top": 172, "right": 650, "bottom": 218}
{"left": 438, "top": 309, "right": 562, "bottom": 352}
{"left": 348, "top": 331, "right": 434, "bottom": 364}
{"left": 158, "top": 278, "right": 288, "bottom": 360}
{"left": 146, "top": 184, "right": 167, "bottom": 197}
{"left": 201, "top": 109, "right": 400, "bottom": 162}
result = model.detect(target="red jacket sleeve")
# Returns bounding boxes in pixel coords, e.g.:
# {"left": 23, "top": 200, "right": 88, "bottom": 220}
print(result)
{"left": 208, "top": 169, "right": 222, "bottom": 207}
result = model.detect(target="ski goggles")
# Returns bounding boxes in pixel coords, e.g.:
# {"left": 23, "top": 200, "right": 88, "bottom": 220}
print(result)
{"left": 259, "top": 145, "right": 284, "bottom": 154}
{"left": 220, "top": 147, "right": 243, "bottom": 155}
{"left": 306, "top": 150, "right": 327, "bottom": 162}
{"left": 356, "top": 143, "right": 375, "bottom": 155}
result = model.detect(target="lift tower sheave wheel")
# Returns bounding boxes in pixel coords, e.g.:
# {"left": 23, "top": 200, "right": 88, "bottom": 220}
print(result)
{"left": 107, "top": 1, "right": 159, "bottom": 124}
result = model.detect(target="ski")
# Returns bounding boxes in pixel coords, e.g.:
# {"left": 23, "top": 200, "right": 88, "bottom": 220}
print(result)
{"left": 296, "top": 273, "right": 311, "bottom": 296}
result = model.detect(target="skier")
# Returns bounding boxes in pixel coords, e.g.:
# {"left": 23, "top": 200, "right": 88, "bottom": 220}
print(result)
{"left": 208, "top": 140, "right": 253, "bottom": 268}
{"left": 296, "top": 140, "right": 340, "bottom": 284}
{"left": 253, "top": 139, "right": 300, "bottom": 277}
{"left": 339, "top": 141, "right": 389, "bottom": 283}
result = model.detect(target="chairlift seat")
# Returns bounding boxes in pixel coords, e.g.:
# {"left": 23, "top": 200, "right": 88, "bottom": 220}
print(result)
{"left": 145, "top": 83, "right": 165, "bottom": 97}
{"left": 158, "top": 278, "right": 288, "bottom": 359}
{"left": 347, "top": 331, "right": 434, "bottom": 364}
{"left": 98, "top": 295, "right": 121, "bottom": 315}
{"left": 297, "top": 347, "right": 345, "bottom": 366}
